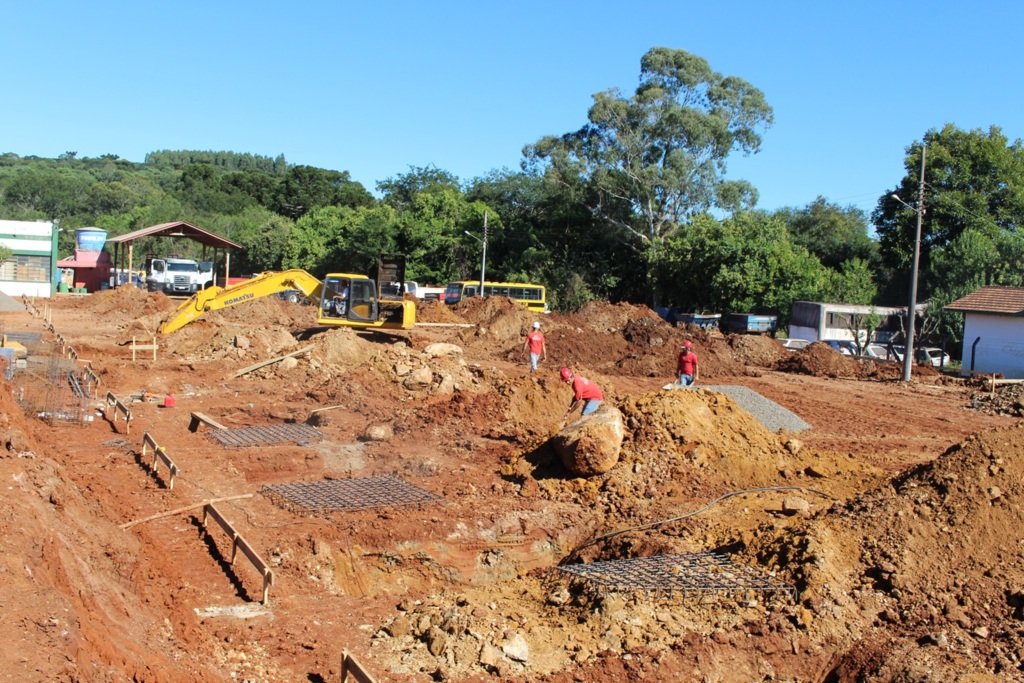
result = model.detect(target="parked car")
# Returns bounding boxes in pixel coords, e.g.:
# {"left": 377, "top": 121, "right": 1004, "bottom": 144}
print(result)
{"left": 776, "top": 338, "right": 810, "bottom": 352}
{"left": 918, "top": 347, "right": 950, "bottom": 368}
{"left": 821, "top": 339, "right": 856, "bottom": 356}
{"left": 889, "top": 345, "right": 950, "bottom": 367}
{"left": 862, "top": 343, "right": 895, "bottom": 360}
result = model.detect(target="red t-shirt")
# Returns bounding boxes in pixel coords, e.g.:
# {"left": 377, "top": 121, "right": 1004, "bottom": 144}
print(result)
{"left": 526, "top": 331, "right": 545, "bottom": 354}
{"left": 572, "top": 375, "right": 603, "bottom": 402}
{"left": 677, "top": 350, "right": 699, "bottom": 375}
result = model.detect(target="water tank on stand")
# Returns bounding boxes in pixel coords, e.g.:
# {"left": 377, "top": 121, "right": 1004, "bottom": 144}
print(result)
{"left": 75, "top": 228, "right": 107, "bottom": 252}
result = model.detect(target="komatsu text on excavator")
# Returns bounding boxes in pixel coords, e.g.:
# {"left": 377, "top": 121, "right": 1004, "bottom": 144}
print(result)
{"left": 159, "top": 255, "right": 416, "bottom": 335}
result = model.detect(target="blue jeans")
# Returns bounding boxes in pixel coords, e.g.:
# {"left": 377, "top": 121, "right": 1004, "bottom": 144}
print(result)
{"left": 530, "top": 353, "right": 541, "bottom": 372}
{"left": 678, "top": 374, "right": 695, "bottom": 387}
{"left": 582, "top": 400, "right": 601, "bottom": 415}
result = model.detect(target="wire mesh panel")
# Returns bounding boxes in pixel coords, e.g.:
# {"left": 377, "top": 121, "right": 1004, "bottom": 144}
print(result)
{"left": 263, "top": 475, "right": 444, "bottom": 514}
{"left": 39, "top": 354, "right": 91, "bottom": 427}
{"left": 207, "top": 423, "right": 323, "bottom": 448}
{"left": 557, "top": 552, "right": 795, "bottom": 601}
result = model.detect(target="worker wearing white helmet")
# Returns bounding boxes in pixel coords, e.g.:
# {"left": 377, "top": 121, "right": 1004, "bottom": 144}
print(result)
{"left": 523, "top": 321, "right": 547, "bottom": 373}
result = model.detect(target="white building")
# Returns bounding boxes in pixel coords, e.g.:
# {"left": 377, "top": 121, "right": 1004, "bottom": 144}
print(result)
{"left": 788, "top": 301, "right": 918, "bottom": 343}
{"left": 0, "top": 219, "right": 58, "bottom": 298}
{"left": 946, "top": 286, "right": 1024, "bottom": 379}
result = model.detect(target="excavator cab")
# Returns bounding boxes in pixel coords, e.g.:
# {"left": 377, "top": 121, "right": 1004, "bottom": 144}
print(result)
{"left": 321, "top": 275, "right": 379, "bottom": 322}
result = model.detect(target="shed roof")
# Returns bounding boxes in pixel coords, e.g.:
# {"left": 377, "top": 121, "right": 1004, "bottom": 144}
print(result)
{"left": 945, "top": 286, "right": 1024, "bottom": 315}
{"left": 106, "top": 221, "right": 242, "bottom": 249}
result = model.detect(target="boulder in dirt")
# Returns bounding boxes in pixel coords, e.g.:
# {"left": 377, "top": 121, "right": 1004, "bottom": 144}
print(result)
{"left": 422, "top": 343, "right": 463, "bottom": 358}
{"left": 363, "top": 423, "right": 394, "bottom": 442}
{"left": 552, "top": 405, "right": 625, "bottom": 476}
{"left": 404, "top": 366, "right": 433, "bottom": 390}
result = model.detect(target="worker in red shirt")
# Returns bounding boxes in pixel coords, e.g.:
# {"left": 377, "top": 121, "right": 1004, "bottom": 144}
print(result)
{"left": 561, "top": 367, "right": 604, "bottom": 417}
{"left": 523, "top": 321, "right": 547, "bottom": 372}
{"left": 676, "top": 340, "right": 699, "bottom": 387}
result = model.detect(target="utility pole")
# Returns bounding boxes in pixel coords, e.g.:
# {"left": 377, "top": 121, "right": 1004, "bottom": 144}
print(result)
{"left": 900, "top": 144, "right": 927, "bottom": 383}
{"left": 480, "top": 211, "right": 488, "bottom": 295}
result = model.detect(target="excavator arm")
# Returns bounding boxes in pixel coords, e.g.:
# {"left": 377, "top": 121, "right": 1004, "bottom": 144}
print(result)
{"left": 159, "top": 269, "right": 326, "bottom": 335}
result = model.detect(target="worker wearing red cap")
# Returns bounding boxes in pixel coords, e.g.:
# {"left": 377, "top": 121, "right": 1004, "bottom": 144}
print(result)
{"left": 561, "top": 367, "right": 604, "bottom": 418}
{"left": 676, "top": 340, "right": 699, "bottom": 387}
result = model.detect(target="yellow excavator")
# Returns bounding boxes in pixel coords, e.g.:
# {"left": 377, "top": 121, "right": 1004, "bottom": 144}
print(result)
{"left": 159, "top": 260, "right": 416, "bottom": 335}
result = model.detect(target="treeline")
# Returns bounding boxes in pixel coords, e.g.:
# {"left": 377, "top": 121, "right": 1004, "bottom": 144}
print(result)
{"left": 1, "top": 47, "right": 1022, "bottom": 353}
{"left": 145, "top": 150, "right": 288, "bottom": 175}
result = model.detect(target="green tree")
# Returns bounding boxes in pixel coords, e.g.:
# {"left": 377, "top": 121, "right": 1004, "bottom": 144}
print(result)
{"left": 774, "top": 197, "right": 877, "bottom": 270}
{"left": 873, "top": 125, "right": 1024, "bottom": 303}
{"left": 524, "top": 47, "right": 773, "bottom": 305}
{"left": 923, "top": 228, "right": 1024, "bottom": 348}
{"left": 822, "top": 257, "right": 877, "bottom": 304}
{"left": 274, "top": 166, "right": 373, "bottom": 220}
{"left": 658, "top": 211, "right": 828, "bottom": 324}
{"left": 214, "top": 206, "right": 296, "bottom": 275}
{"left": 378, "top": 165, "right": 461, "bottom": 210}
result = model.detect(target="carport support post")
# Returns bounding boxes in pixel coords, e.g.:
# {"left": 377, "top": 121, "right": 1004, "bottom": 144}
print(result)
{"left": 901, "top": 144, "right": 926, "bottom": 383}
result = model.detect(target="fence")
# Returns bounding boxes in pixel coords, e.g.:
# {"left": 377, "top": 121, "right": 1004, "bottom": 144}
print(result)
{"left": 105, "top": 391, "right": 133, "bottom": 434}
{"left": 201, "top": 504, "right": 274, "bottom": 605}
{"left": 141, "top": 432, "right": 180, "bottom": 489}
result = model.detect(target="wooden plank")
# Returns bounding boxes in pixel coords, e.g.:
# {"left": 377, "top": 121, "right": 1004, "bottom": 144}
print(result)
{"left": 203, "top": 503, "right": 236, "bottom": 540}
{"left": 189, "top": 411, "right": 228, "bottom": 432}
{"left": 120, "top": 494, "right": 253, "bottom": 529}
{"left": 341, "top": 650, "right": 378, "bottom": 683}
{"left": 132, "top": 336, "right": 158, "bottom": 362}
{"left": 106, "top": 391, "right": 133, "bottom": 434}
{"left": 234, "top": 534, "right": 272, "bottom": 577}
{"left": 142, "top": 431, "right": 160, "bottom": 457}
{"left": 152, "top": 446, "right": 179, "bottom": 490}
{"left": 231, "top": 345, "right": 314, "bottom": 378}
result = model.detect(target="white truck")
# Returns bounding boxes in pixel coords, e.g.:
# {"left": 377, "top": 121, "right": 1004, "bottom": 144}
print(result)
{"left": 146, "top": 257, "right": 214, "bottom": 295}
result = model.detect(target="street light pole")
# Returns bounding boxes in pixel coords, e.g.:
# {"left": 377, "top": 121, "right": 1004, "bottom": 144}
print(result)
{"left": 464, "top": 210, "right": 488, "bottom": 298}
{"left": 895, "top": 144, "right": 927, "bottom": 383}
{"left": 480, "top": 211, "right": 487, "bottom": 294}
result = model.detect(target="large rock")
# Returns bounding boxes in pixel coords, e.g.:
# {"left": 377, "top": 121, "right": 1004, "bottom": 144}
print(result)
{"left": 552, "top": 405, "right": 625, "bottom": 476}
{"left": 422, "top": 342, "right": 463, "bottom": 358}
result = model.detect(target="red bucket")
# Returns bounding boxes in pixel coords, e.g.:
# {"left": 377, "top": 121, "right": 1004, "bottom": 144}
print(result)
{"left": 163, "top": 394, "right": 176, "bottom": 408}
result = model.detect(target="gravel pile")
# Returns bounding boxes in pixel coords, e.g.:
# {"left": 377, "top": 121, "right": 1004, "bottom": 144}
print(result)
{"left": 702, "top": 384, "right": 812, "bottom": 433}
{"left": 0, "top": 292, "right": 22, "bottom": 311}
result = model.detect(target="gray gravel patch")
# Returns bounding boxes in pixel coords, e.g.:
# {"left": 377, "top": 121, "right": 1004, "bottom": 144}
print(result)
{"left": 701, "top": 384, "right": 811, "bottom": 433}
{"left": 0, "top": 292, "right": 22, "bottom": 311}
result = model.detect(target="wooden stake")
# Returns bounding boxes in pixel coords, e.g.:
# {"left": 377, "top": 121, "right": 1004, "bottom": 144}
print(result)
{"left": 120, "top": 493, "right": 254, "bottom": 529}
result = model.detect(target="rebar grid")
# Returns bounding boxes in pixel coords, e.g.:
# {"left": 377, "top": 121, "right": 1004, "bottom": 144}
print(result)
{"left": 40, "top": 354, "right": 91, "bottom": 427}
{"left": 262, "top": 475, "right": 444, "bottom": 514}
{"left": 207, "top": 423, "right": 323, "bottom": 449}
{"left": 557, "top": 552, "right": 795, "bottom": 601}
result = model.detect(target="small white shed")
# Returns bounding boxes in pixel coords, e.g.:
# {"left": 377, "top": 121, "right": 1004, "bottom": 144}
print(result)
{"left": 946, "top": 286, "right": 1024, "bottom": 378}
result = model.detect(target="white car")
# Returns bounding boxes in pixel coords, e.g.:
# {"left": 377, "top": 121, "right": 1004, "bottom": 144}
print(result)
{"left": 890, "top": 345, "right": 950, "bottom": 367}
{"left": 862, "top": 344, "right": 895, "bottom": 360}
{"left": 777, "top": 338, "right": 810, "bottom": 352}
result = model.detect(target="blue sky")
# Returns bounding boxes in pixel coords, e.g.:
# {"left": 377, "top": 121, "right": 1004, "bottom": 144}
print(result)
{"left": 3, "top": 1, "right": 1021, "bottom": 217}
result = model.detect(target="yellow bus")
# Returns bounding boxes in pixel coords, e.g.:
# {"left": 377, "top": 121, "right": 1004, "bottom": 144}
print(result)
{"left": 444, "top": 280, "right": 547, "bottom": 312}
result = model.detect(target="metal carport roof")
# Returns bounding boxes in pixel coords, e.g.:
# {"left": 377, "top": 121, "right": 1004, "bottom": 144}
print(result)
{"left": 106, "top": 221, "right": 242, "bottom": 249}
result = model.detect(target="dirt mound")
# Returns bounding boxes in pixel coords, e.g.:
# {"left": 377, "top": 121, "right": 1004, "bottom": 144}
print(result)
{"left": 618, "top": 389, "right": 794, "bottom": 490}
{"left": 415, "top": 299, "right": 467, "bottom": 324}
{"left": 158, "top": 297, "right": 317, "bottom": 362}
{"left": 77, "top": 285, "right": 177, "bottom": 319}
{"left": 574, "top": 300, "right": 657, "bottom": 332}
{"left": 776, "top": 341, "right": 862, "bottom": 378}
{"left": 728, "top": 334, "right": 791, "bottom": 367}
{"left": 752, "top": 421, "right": 1024, "bottom": 680}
